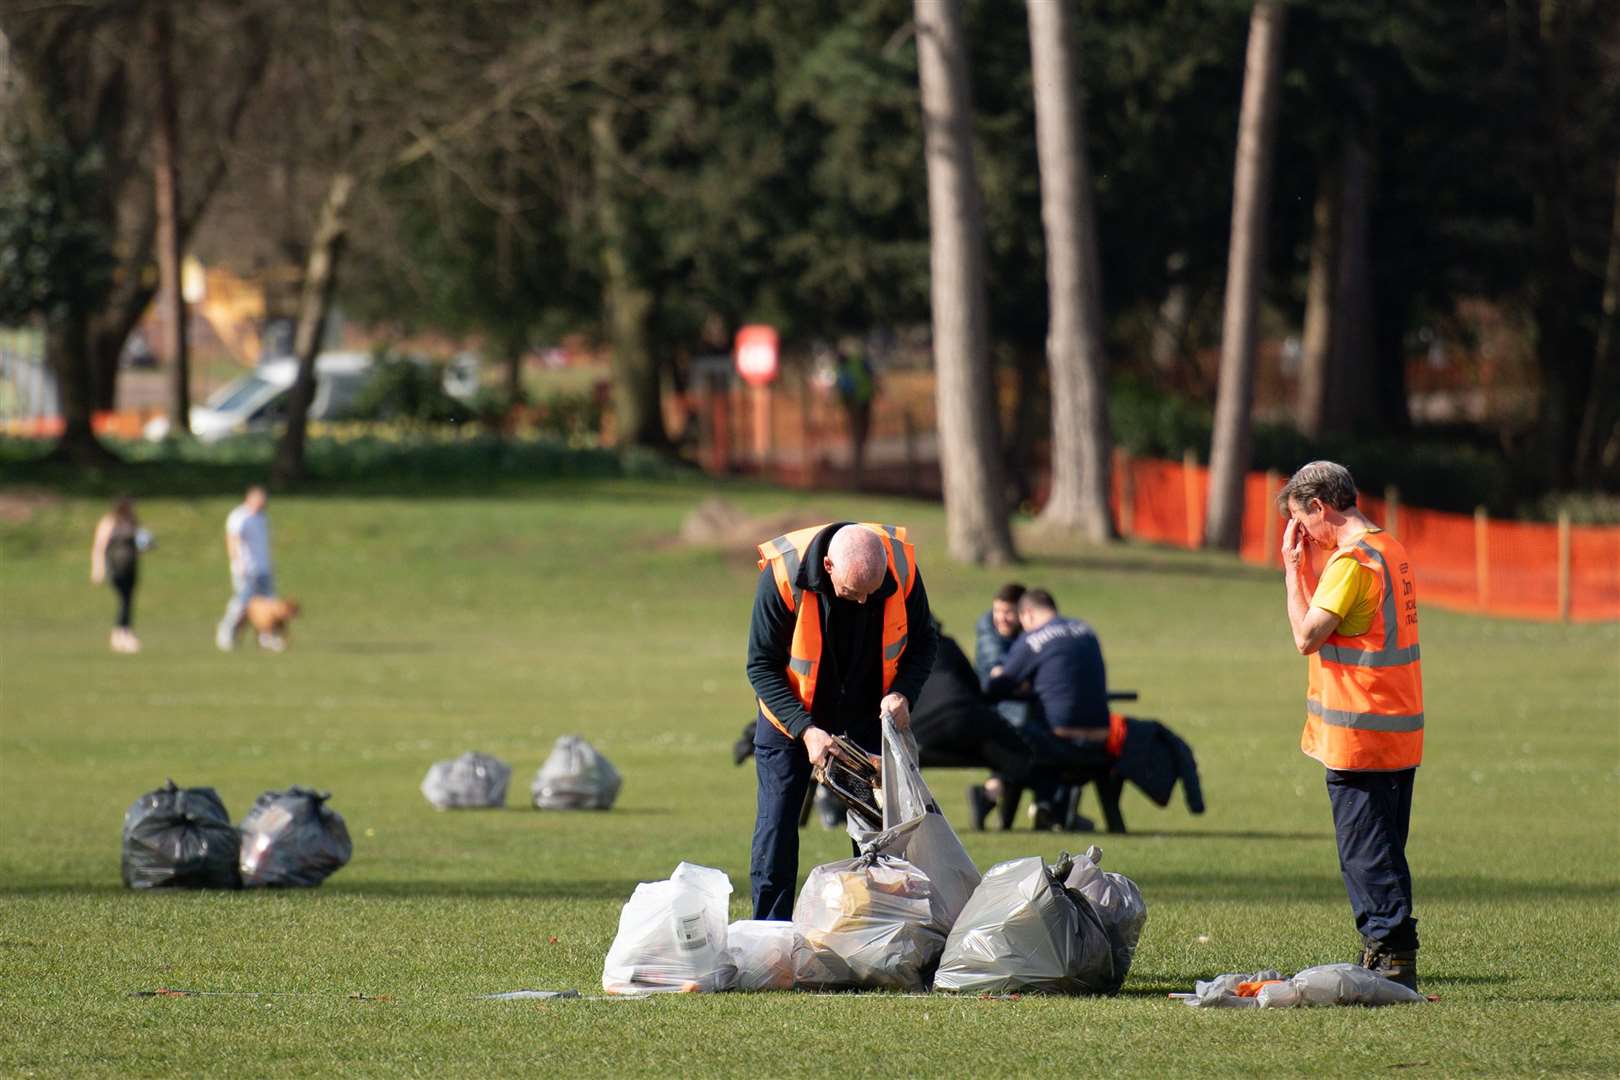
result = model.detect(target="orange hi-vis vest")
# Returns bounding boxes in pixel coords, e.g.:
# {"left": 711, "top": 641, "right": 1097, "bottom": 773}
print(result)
{"left": 755, "top": 523, "right": 918, "bottom": 738}
{"left": 1302, "top": 528, "right": 1424, "bottom": 771}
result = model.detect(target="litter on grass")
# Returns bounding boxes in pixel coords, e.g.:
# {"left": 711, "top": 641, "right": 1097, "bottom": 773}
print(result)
{"left": 421, "top": 751, "right": 511, "bottom": 809}
{"left": 121, "top": 780, "right": 241, "bottom": 890}
{"left": 601, "top": 862, "right": 735, "bottom": 994}
{"left": 532, "top": 735, "right": 622, "bottom": 810}
{"left": 1174, "top": 964, "right": 1427, "bottom": 1008}
{"left": 238, "top": 786, "right": 352, "bottom": 887}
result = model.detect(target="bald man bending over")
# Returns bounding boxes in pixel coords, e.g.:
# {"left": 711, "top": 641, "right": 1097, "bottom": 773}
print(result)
{"left": 746, "top": 520, "right": 938, "bottom": 919}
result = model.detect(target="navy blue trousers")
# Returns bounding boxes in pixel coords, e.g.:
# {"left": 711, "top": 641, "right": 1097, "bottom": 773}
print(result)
{"left": 750, "top": 743, "right": 814, "bottom": 921}
{"left": 1326, "top": 768, "right": 1419, "bottom": 951}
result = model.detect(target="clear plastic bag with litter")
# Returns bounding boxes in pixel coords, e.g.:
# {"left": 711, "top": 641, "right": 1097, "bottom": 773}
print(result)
{"left": 421, "top": 751, "right": 512, "bottom": 809}
{"left": 532, "top": 735, "right": 622, "bottom": 810}
{"left": 602, "top": 862, "right": 735, "bottom": 994}
{"left": 121, "top": 780, "right": 241, "bottom": 890}
{"left": 1178, "top": 964, "right": 1426, "bottom": 1008}
{"left": 238, "top": 786, "right": 352, "bottom": 887}
{"left": 725, "top": 920, "right": 798, "bottom": 992}
{"left": 792, "top": 852, "right": 948, "bottom": 992}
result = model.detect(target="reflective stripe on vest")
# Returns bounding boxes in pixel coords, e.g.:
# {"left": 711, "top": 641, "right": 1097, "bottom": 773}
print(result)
{"left": 754, "top": 523, "right": 916, "bottom": 737}
{"left": 1303, "top": 529, "right": 1424, "bottom": 771}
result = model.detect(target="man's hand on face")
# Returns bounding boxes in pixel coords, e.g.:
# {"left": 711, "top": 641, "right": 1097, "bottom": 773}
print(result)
{"left": 802, "top": 725, "right": 834, "bottom": 767}
{"left": 880, "top": 692, "right": 911, "bottom": 730}
{"left": 1282, "top": 518, "right": 1307, "bottom": 571}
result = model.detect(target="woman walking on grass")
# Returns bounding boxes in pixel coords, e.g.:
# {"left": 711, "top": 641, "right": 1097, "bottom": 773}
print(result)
{"left": 90, "top": 497, "right": 149, "bottom": 653}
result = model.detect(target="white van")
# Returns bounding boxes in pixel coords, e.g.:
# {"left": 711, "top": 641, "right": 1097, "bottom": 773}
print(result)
{"left": 146, "top": 352, "right": 375, "bottom": 442}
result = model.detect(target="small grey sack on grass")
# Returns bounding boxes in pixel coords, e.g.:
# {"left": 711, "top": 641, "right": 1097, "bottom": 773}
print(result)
{"left": 239, "top": 786, "right": 352, "bottom": 887}
{"left": 532, "top": 735, "right": 621, "bottom": 810}
{"left": 934, "top": 853, "right": 1116, "bottom": 995}
{"left": 421, "top": 751, "right": 511, "bottom": 809}
{"left": 121, "top": 780, "right": 241, "bottom": 890}
{"left": 1062, "top": 845, "right": 1148, "bottom": 989}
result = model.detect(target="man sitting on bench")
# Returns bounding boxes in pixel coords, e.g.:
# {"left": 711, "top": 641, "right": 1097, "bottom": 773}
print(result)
{"left": 982, "top": 588, "right": 1116, "bottom": 831}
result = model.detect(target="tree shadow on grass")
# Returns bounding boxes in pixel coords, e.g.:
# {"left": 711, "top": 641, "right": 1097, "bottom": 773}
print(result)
{"left": 0, "top": 879, "right": 643, "bottom": 901}
{"left": 1106, "top": 829, "right": 1330, "bottom": 842}
{"left": 1138, "top": 870, "right": 1619, "bottom": 903}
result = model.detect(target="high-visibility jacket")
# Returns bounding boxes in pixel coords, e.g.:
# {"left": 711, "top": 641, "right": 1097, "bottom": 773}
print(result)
{"left": 755, "top": 522, "right": 917, "bottom": 737}
{"left": 1302, "top": 528, "right": 1424, "bottom": 771}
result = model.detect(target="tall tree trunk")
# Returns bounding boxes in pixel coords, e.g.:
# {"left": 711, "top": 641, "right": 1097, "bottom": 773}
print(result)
{"left": 1574, "top": 160, "right": 1620, "bottom": 484}
{"left": 915, "top": 0, "right": 1015, "bottom": 565}
{"left": 271, "top": 170, "right": 356, "bottom": 487}
{"left": 1532, "top": 0, "right": 1583, "bottom": 485}
{"left": 45, "top": 307, "right": 116, "bottom": 465}
{"left": 1297, "top": 158, "right": 1341, "bottom": 433}
{"left": 590, "top": 109, "right": 666, "bottom": 451}
{"left": 149, "top": 5, "right": 190, "bottom": 435}
{"left": 1331, "top": 129, "right": 1377, "bottom": 429}
{"left": 1027, "top": 0, "right": 1115, "bottom": 542}
{"left": 1204, "top": 0, "right": 1286, "bottom": 550}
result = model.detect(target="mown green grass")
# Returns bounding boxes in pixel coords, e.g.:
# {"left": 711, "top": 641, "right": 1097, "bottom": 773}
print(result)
{"left": 2, "top": 477, "right": 1616, "bottom": 1077}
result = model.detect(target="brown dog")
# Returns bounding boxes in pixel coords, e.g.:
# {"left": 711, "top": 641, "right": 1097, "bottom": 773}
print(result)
{"left": 245, "top": 596, "right": 300, "bottom": 651}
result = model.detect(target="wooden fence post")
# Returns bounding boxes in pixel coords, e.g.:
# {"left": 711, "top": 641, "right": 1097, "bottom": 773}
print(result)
{"left": 1474, "top": 506, "right": 1490, "bottom": 609}
{"left": 1116, "top": 446, "right": 1134, "bottom": 539}
{"left": 1558, "top": 510, "right": 1572, "bottom": 622}
{"left": 1384, "top": 484, "right": 1400, "bottom": 536}
{"left": 1262, "top": 469, "right": 1279, "bottom": 564}
{"left": 1183, "top": 448, "right": 1200, "bottom": 549}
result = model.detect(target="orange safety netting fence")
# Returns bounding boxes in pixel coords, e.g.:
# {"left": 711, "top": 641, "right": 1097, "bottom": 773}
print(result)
{"left": 1112, "top": 453, "right": 1620, "bottom": 623}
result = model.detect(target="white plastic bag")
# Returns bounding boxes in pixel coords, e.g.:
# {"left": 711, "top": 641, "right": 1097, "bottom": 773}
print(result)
{"left": 725, "top": 920, "right": 798, "bottom": 991}
{"left": 792, "top": 853, "right": 946, "bottom": 992}
{"left": 532, "top": 735, "right": 621, "bottom": 810}
{"left": 602, "top": 862, "right": 735, "bottom": 994}
{"left": 420, "top": 751, "right": 511, "bottom": 809}
{"left": 1257, "top": 964, "right": 1426, "bottom": 1008}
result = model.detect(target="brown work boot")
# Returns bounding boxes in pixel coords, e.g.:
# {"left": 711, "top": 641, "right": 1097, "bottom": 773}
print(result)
{"left": 1360, "top": 939, "right": 1419, "bottom": 992}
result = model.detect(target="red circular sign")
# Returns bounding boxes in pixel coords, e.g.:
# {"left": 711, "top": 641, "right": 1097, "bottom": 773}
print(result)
{"left": 734, "top": 325, "right": 779, "bottom": 387}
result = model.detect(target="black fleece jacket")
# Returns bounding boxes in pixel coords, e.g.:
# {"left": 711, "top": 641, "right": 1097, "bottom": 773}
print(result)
{"left": 747, "top": 522, "right": 938, "bottom": 751}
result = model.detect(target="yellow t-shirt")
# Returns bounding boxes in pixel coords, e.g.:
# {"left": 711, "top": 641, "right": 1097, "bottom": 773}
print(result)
{"left": 1311, "top": 543, "right": 1378, "bottom": 638}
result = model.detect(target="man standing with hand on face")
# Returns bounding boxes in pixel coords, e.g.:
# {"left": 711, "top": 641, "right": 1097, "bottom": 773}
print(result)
{"left": 1279, "top": 461, "right": 1425, "bottom": 990}
{"left": 746, "top": 521, "right": 938, "bottom": 920}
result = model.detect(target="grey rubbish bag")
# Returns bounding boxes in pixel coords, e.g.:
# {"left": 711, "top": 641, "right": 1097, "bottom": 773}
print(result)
{"left": 239, "top": 786, "right": 352, "bottom": 887}
{"left": 121, "top": 780, "right": 241, "bottom": 890}
{"left": 792, "top": 851, "right": 948, "bottom": 992}
{"left": 934, "top": 854, "right": 1117, "bottom": 995}
{"left": 849, "top": 716, "right": 981, "bottom": 929}
{"left": 531, "top": 735, "right": 622, "bottom": 810}
{"left": 421, "top": 751, "right": 511, "bottom": 809}
{"left": 1062, "top": 845, "right": 1148, "bottom": 989}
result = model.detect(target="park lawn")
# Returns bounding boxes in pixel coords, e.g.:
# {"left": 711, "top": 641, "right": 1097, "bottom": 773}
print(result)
{"left": 1, "top": 476, "right": 1616, "bottom": 1078}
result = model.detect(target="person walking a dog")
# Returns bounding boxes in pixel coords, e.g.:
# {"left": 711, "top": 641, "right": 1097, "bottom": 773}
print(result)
{"left": 216, "top": 485, "right": 276, "bottom": 651}
{"left": 746, "top": 521, "right": 938, "bottom": 920}
{"left": 1279, "top": 460, "right": 1424, "bottom": 990}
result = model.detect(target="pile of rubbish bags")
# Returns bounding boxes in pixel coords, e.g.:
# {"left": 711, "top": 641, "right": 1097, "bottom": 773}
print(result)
{"left": 600, "top": 718, "right": 1149, "bottom": 996}
{"left": 419, "top": 738, "right": 620, "bottom": 811}
{"left": 1177, "top": 965, "right": 1426, "bottom": 1008}
{"left": 121, "top": 779, "right": 352, "bottom": 890}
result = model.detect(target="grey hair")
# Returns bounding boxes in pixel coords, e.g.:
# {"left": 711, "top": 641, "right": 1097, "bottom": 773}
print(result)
{"left": 828, "top": 525, "right": 887, "bottom": 586}
{"left": 1276, "top": 460, "right": 1358, "bottom": 513}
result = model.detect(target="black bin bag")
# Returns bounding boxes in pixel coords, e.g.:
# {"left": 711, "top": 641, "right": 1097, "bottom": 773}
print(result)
{"left": 121, "top": 780, "right": 241, "bottom": 890}
{"left": 238, "top": 786, "right": 353, "bottom": 887}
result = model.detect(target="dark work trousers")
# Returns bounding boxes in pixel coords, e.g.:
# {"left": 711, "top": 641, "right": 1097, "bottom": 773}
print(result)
{"left": 751, "top": 743, "right": 814, "bottom": 921}
{"left": 1326, "top": 767, "right": 1419, "bottom": 951}
{"left": 110, "top": 568, "right": 137, "bottom": 629}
